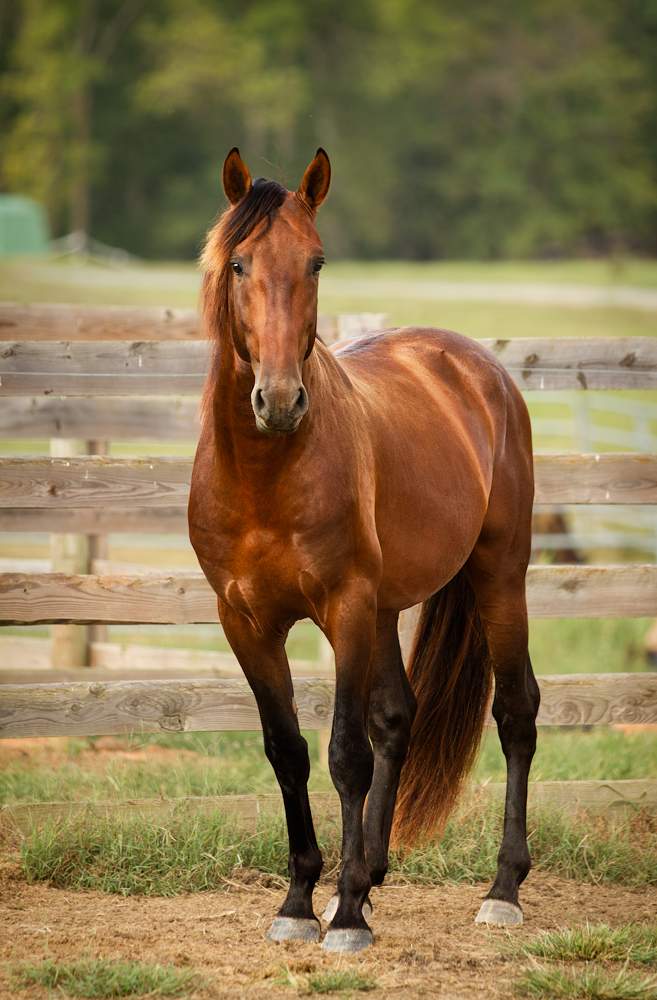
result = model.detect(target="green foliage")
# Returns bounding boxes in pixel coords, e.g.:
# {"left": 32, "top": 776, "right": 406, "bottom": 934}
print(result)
{"left": 0, "top": 0, "right": 655, "bottom": 258}
{"left": 9, "top": 955, "right": 200, "bottom": 998}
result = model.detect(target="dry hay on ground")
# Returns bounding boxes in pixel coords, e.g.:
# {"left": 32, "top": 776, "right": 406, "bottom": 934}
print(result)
{"left": 1, "top": 859, "right": 655, "bottom": 1000}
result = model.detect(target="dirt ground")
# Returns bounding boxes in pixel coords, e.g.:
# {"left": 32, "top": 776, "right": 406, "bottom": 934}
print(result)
{"left": 1, "top": 859, "right": 656, "bottom": 999}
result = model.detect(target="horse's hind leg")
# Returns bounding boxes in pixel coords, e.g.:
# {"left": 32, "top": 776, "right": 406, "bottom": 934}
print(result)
{"left": 219, "top": 602, "right": 323, "bottom": 943}
{"left": 364, "top": 612, "right": 417, "bottom": 884}
{"left": 467, "top": 562, "right": 540, "bottom": 925}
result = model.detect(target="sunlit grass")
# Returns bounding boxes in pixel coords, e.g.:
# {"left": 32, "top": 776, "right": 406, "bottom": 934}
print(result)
{"left": 9, "top": 955, "right": 201, "bottom": 998}
{"left": 511, "top": 924, "right": 657, "bottom": 965}
{"left": 17, "top": 800, "right": 657, "bottom": 896}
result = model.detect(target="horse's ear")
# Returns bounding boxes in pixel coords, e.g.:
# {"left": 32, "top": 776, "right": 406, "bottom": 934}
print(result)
{"left": 223, "top": 147, "right": 252, "bottom": 206}
{"left": 297, "top": 148, "right": 331, "bottom": 215}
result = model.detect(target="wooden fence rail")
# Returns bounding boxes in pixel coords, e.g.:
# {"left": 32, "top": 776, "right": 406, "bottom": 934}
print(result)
{"left": 2, "top": 453, "right": 657, "bottom": 512}
{"left": 1, "top": 564, "right": 657, "bottom": 625}
{"left": 2, "top": 337, "right": 657, "bottom": 394}
{"left": 2, "top": 673, "right": 655, "bottom": 740}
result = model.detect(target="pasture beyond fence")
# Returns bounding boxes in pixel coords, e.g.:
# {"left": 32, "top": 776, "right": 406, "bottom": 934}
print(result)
{"left": 0, "top": 303, "right": 656, "bottom": 827}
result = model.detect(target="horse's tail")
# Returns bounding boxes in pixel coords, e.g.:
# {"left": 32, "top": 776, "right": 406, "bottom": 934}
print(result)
{"left": 392, "top": 566, "right": 492, "bottom": 847}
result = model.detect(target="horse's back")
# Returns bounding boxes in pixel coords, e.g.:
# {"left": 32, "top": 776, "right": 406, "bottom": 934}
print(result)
{"left": 330, "top": 327, "right": 533, "bottom": 609}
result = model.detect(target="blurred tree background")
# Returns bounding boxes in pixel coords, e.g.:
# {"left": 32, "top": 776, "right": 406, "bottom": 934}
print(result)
{"left": 0, "top": 0, "right": 655, "bottom": 261}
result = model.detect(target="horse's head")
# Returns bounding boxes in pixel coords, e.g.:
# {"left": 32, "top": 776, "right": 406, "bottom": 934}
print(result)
{"left": 205, "top": 148, "right": 331, "bottom": 435}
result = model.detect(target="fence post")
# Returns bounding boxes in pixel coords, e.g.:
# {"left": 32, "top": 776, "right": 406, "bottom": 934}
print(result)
{"left": 50, "top": 439, "right": 90, "bottom": 667}
{"left": 317, "top": 632, "right": 334, "bottom": 768}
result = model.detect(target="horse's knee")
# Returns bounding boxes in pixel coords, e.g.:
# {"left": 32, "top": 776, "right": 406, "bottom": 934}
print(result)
{"left": 369, "top": 703, "right": 414, "bottom": 761}
{"left": 329, "top": 726, "right": 373, "bottom": 795}
{"left": 264, "top": 729, "right": 311, "bottom": 794}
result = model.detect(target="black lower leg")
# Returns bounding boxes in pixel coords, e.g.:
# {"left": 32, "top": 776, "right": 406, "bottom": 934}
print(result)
{"left": 363, "top": 615, "right": 417, "bottom": 886}
{"left": 487, "top": 655, "right": 540, "bottom": 907}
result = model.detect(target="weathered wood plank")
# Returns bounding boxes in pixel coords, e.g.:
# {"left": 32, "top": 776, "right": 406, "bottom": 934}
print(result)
{"left": 1, "top": 673, "right": 655, "bottom": 739}
{"left": 3, "top": 454, "right": 657, "bottom": 514}
{"left": 0, "top": 396, "right": 200, "bottom": 441}
{"left": 0, "top": 635, "right": 331, "bottom": 683}
{"left": 479, "top": 779, "right": 657, "bottom": 815}
{"left": 2, "top": 565, "right": 656, "bottom": 626}
{"left": 0, "top": 304, "right": 201, "bottom": 341}
{"left": 0, "top": 570, "right": 219, "bottom": 624}
{"left": 2, "top": 337, "right": 657, "bottom": 395}
{"left": 0, "top": 304, "right": 385, "bottom": 345}
{"left": 533, "top": 453, "right": 657, "bottom": 504}
{"left": 481, "top": 337, "right": 657, "bottom": 390}
{"left": 0, "top": 507, "right": 188, "bottom": 533}
{"left": 0, "top": 677, "right": 336, "bottom": 737}
{"left": 0, "top": 792, "right": 341, "bottom": 835}
{"left": 0, "top": 341, "right": 209, "bottom": 395}
{"left": 0, "top": 456, "right": 192, "bottom": 508}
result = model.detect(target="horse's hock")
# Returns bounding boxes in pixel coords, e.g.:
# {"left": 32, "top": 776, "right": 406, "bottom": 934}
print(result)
{"left": 0, "top": 302, "right": 656, "bottom": 829}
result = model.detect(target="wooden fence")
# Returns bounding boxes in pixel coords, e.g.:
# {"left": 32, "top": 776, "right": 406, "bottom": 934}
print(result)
{"left": 1, "top": 303, "right": 656, "bottom": 822}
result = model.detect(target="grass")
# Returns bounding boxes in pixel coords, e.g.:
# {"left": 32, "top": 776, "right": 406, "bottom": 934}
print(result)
{"left": 508, "top": 923, "right": 657, "bottom": 999}
{"left": 515, "top": 964, "right": 657, "bottom": 999}
{"left": 16, "top": 799, "right": 657, "bottom": 897}
{"left": 2, "top": 727, "right": 655, "bottom": 806}
{"left": 8, "top": 955, "right": 200, "bottom": 998}
{"left": 306, "top": 968, "right": 377, "bottom": 993}
{"left": 511, "top": 924, "right": 657, "bottom": 965}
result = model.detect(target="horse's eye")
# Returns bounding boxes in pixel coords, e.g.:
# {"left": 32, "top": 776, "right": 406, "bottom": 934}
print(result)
{"left": 231, "top": 261, "right": 243, "bottom": 275}
{"left": 312, "top": 261, "right": 324, "bottom": 275}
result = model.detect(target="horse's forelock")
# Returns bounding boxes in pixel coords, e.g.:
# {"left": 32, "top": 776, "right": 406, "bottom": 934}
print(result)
{"left": 198, "top": 178, "right": 287, "bottom": 422}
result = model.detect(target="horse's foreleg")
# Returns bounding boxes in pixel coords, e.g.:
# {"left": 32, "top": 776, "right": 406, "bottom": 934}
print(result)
{"left": 363, "top": 612, "right": 417, "bottom": 886}
{"left": 219, "top": 602, "right": 323, "bottom": 943}
{"left": 468, "top": 570, "right": 540, "bottom": 926}
{"left": 322, "top": 586, "right": 377, "bottom": 953}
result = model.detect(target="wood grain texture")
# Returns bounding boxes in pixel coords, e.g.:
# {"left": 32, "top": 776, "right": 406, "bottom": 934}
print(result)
{"left": 0, "top": 304, "right": 384, "bottom": 345}
{"left": 482, "top": 336, "right": 657, "bottom": 389}
{"left": 0, "top": 304, "right": 201, "bottom": 341}
{"left": 0, "top": 677, "right": 336, "bottom": 738}
{"left": 0, "top": 456, "right": 192, "bottom": 508}
{"left": 4, "top": 454, "right": 657, "bottom": 516}
{"left": 0, "top": 396, "right": 200, "bottom": 441}
{"left": 0, "top": 507, "right": 188, "bottom": 533}
{"left": 0, "top": 673, "right": 654, "bottom": 738}
{"left": 0, "top": 570, "right": 220, "bottom": 624}
{"left": 534, "top": 453, "right": 657, "bottom": 504}
{"left": 2, "top": 337, "right": 657, "bottom": 395}
{"left": 2, "top": 564, "right": 656, "bottom": 626}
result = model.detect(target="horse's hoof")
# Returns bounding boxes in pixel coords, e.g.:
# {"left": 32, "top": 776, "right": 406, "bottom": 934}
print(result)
{"left": 322, "top": 928, "right": 373, "bottom": 953}
{"left": 322, "top": 894, "right": 373, "bottom": 922}
{"left": 266, "top": 917, "right": 321, "bottom": 942}
{"left": 474, "top": 899, "right": 523, "bottom": 926}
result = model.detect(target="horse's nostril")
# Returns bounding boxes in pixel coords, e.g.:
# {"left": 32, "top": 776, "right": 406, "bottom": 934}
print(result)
{"left": 254, "top": 388, "right": 267, "bottom": 416}
{"left": 295, "top": 385, "right": 309, "bottom": 416}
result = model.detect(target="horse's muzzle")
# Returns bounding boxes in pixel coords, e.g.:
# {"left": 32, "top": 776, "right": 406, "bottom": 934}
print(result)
{"left": 251, "top": 380, "right": 309, "bottom": 434}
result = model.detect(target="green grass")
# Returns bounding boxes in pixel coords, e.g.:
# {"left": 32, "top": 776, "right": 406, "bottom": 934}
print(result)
{"left": 8, "top": 955, "right": 200, "bottom": 998}
{"left": 512, "top": 924, "right": 657, "bottom": 965}
{"left": 306, "top": 968, "right": 378, "bottom": 993}
{"left": 17, "top": 800, "right": 657, "bottom": 896}
{"left": 515, "top": 964, "right": 657, "bottom": 999}
{"left": 2, "top": 726, "right": 655, "bottom": 807}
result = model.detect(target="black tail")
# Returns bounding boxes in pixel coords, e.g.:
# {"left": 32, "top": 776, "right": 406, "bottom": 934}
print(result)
{"left": 392, "top": 567, "right": 492, "bottom": 846}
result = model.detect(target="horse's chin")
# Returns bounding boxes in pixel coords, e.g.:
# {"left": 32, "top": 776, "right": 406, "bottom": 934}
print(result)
{"left": 254, "top": 415, "right": 302, "bottom": 436}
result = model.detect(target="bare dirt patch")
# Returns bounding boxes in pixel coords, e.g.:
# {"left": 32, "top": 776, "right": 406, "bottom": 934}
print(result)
{"left": 0, "top": 736, "right": 198, "bottom": 772}
{"left": 1, "top": 860, "right": 655, "bottom": 999}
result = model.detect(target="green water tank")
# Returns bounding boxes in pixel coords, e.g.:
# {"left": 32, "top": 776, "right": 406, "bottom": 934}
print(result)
{"left": 0, "top": 195, "right": 49, "bottom": 255}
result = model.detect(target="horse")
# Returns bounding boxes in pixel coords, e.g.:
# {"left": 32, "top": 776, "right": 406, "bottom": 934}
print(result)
{"left": 189, "top": 147, "right": 539, "bottom": 954}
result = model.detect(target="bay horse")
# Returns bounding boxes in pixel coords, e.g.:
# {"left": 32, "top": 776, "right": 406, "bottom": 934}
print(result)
{"left": 189, "top": 148, "right": 539, "bottom": 954}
